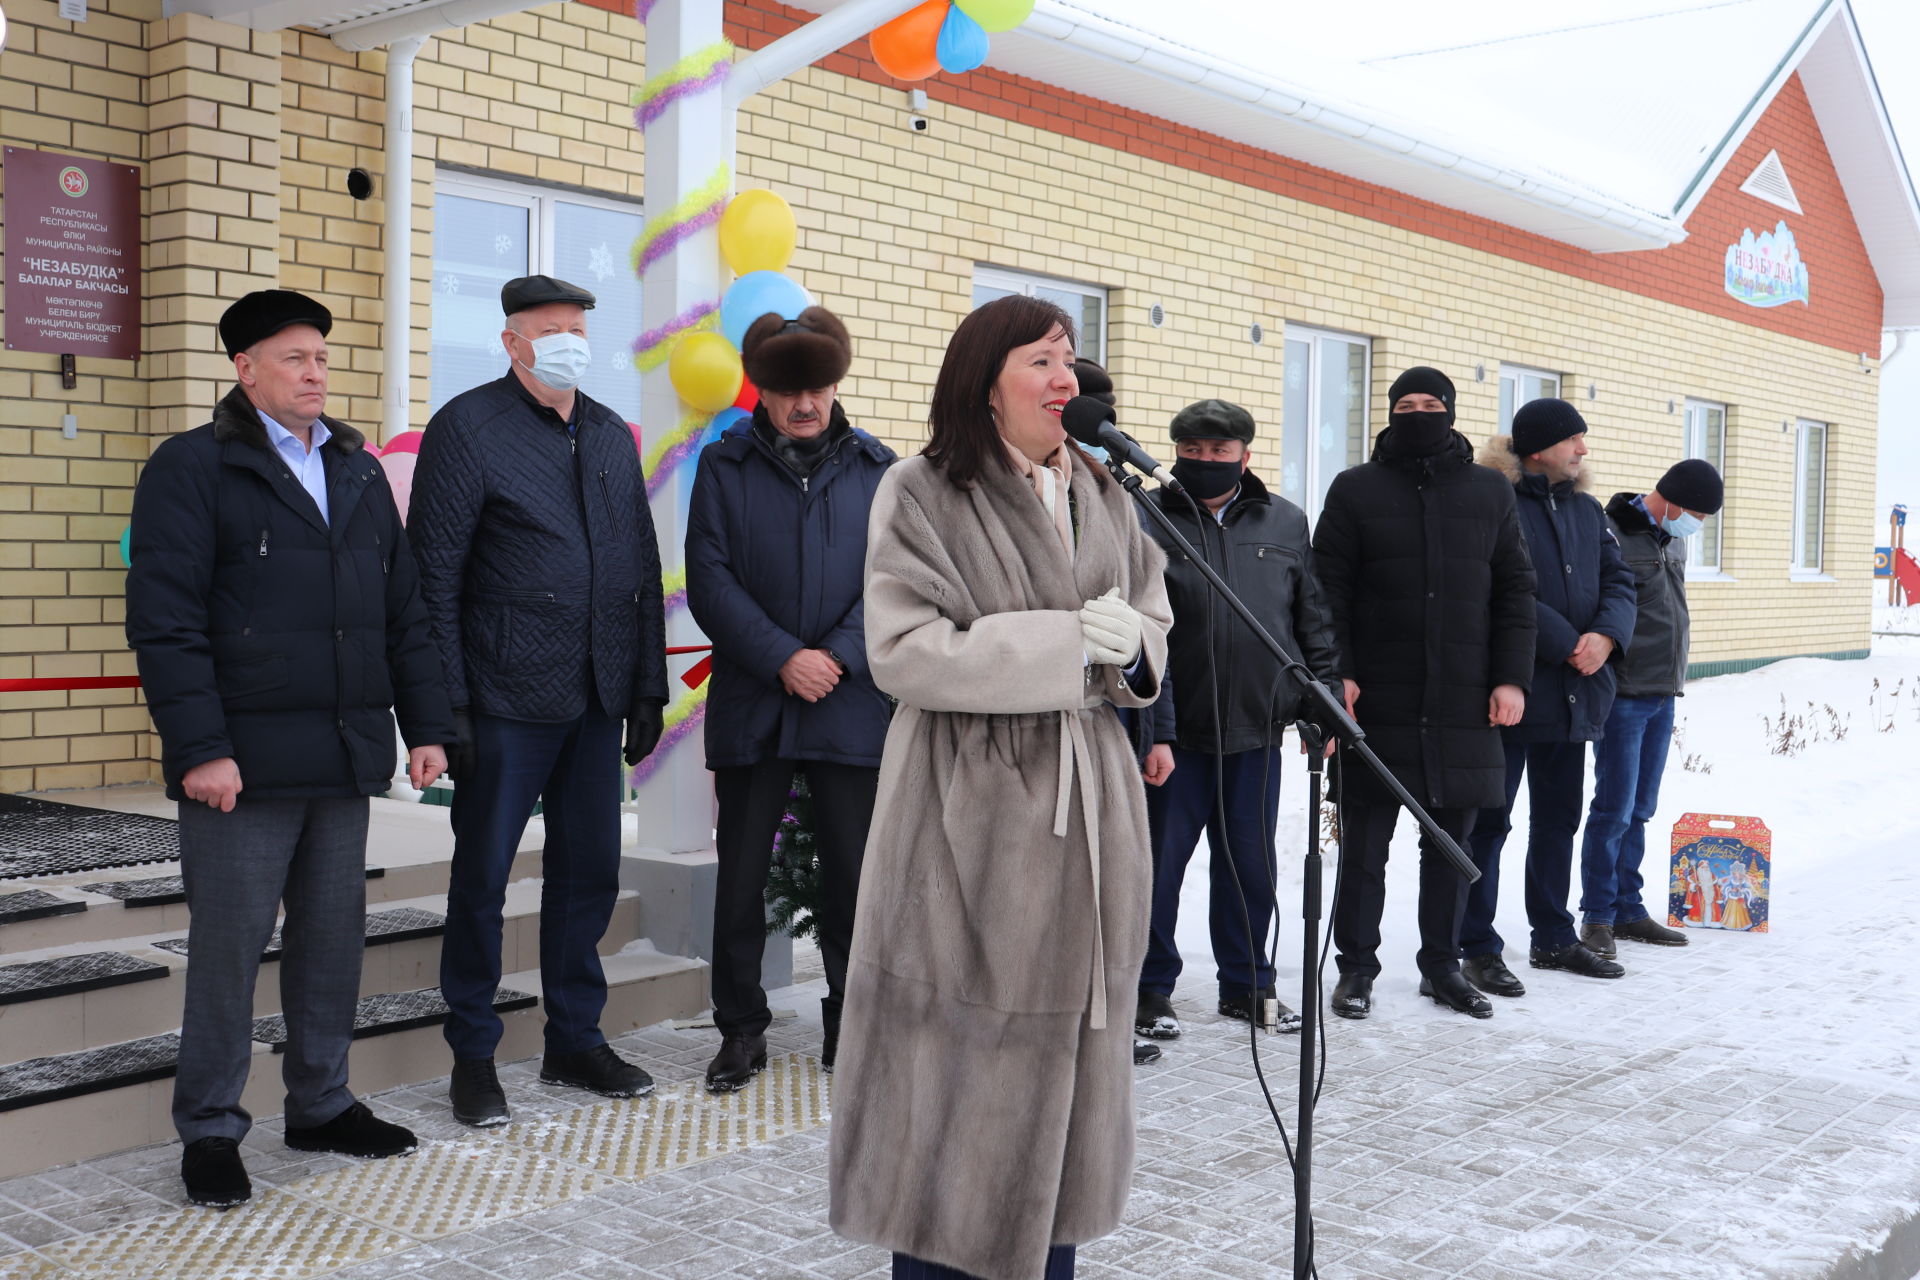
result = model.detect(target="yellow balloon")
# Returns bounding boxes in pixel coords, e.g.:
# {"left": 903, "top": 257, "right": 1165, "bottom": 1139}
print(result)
{"left": 719, "top": 189, "right": 798, "bottom": 276}
{"left": 669, "top": 331, "right": 744, "bottom": 412}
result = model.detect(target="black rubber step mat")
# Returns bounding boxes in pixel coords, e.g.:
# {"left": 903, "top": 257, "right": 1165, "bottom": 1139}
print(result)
{"left": 251, "top": 987, "right": 536, "bottom": 1053}
{"left": 0, "top": 951, "right": 167, "bottom": 1007}
{"left": 0, "top": 1034, "right": 180, "bottom": 1113}
{"left": 0, "top": 889, "right": 87, "bottom": 926}
{"left": 80, "top": 864, "right": 386, "bottom": 909}
{"left": 0, "top": 794, "right": 180, "bottom": 878}
{"left": 152, "top": 906, "right": 446, "bottom": 961}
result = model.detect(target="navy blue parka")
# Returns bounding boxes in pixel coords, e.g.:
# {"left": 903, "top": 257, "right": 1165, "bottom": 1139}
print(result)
{"left": 685, "top": 405, "right": 895, "bottom": 770}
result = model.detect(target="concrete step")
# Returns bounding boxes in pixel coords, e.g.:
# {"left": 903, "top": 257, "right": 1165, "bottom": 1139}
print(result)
{"left": 0, "top": 885, "right": 646, "bottom": 1058}
{"left": 0, "top": 946, "right": 709, "bottom": 1180}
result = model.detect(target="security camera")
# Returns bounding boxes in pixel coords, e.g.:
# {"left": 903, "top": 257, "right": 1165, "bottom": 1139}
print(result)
{"left": 909, "top": 116, "right": 929, "bottom": 133}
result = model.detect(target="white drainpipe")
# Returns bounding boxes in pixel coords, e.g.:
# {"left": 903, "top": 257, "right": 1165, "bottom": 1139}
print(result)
{"left": 382, "top": 35, "right": 426, "bottom": 447}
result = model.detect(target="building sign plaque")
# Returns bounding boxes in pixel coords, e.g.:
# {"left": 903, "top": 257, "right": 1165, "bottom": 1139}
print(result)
{"left": 1724, "top": 220, "right": 1809, "bottom": 309}
{"left": 3, "top": 147, "right": 142, "bottom": 360}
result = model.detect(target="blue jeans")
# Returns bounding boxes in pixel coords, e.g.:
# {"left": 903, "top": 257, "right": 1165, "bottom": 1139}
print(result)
{"left": 1579, "top": 695, "right": 1675, "bottom": 926}
{"left": 1461, "top": 739, "right": 1586, "bottom": 955}
{"left": 1140, "top": 744, "right": 1282, "bottom": 998}
{"left": 442, "top": 705, "right": 623, "bottom": 1059}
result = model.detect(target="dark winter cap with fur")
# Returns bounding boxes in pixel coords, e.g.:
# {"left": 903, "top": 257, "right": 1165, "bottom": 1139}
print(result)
{"left": 741, "top": 306, "right": 852, "bottom": 392}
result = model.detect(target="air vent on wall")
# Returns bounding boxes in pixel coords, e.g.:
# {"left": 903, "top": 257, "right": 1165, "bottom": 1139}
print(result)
{"left": 1739, "top": 149, "right": 1803, "bottom": 215}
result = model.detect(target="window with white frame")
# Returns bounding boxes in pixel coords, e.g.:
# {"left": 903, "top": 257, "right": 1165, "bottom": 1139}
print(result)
{"left": 1280, "top": 326, "right": 1370, "bottom": 523}
{"left": 1683, "top": 399, "right": 1728, "bottom": 572}
{"left": 1498, "top": 364, "right": 1561, "bottom": 432}
{"left": 972, "top": 266, "right": 1106, "bottom": 365}
{"left": 1793, "top": 418, "right": 1827, "bottom": 574}
{"left": 430, "top": 173, "right": 645, "bottom": 426}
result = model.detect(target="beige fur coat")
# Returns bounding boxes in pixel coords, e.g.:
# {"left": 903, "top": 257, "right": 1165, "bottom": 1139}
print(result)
{"left": 828, "top": 450, "right": 1172, "bottom": 1280}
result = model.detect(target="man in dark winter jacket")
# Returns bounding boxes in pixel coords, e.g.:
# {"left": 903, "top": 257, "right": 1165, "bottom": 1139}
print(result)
{"left": 1579, "top": 459, "right": 1724, "bottom": 952}
{"left": 1132, "top": 399, "right": 1341, "bottom": 1044}
{"left": 127, "top": 289, "right": 455, "bottom": 1208}
{"left": 1461, "top": 400, "right": 1637, "bottom": 999}
{"left": 685, "top": 306, "right": 895, "bottom": 1092}
{"left": 1313, "top": 366, "right": 1536, "bottom": 1021}
{"left": 409, "top": 275, "right": 669, "bottom": 1125}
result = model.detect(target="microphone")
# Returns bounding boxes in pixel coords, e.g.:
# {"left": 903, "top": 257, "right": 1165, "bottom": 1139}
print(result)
{"left": 1061, "top": 396, "right": 1185, "bottom": 493}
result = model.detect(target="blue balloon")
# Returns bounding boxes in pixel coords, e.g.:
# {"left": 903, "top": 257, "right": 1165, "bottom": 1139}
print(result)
{"left": 721, "top": 271, "right": 813, "bottom": 350}
{"left": 119, "top": 526, "right": 131, "bottom": 567}
{"left": 709, "top": 407, "right": 751, "bottom": 439}
{"left": 936, "top": 4, "right": 990, "bottom": 74}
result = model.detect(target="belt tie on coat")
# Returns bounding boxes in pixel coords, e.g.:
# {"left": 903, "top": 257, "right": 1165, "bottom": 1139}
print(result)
{"left": 1052, "top": 707, "right": 1107, "bottom": 1030}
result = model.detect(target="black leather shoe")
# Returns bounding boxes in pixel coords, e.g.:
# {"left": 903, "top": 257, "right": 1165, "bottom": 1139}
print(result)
{"left": 1462, "top": 952, "right": 1527, "bottom": 998}
{"left": 1219, "top": 987, "right": 1302, "bottom": 1033}
{"left": 285, "top": 1102, "right": 417, "bottom": 1158}
{"left": 1579, "top": 923, "right": 1617, "bottom": 959}
{"left": 705, "top": 1035, "right": 768, "bottom": 1093}
{"left": 181, "top": 1137, "right": 250, "bottom": 1209}
{"left": 450, "top": 1057, "right": 510, "bottom": 1127}
{"left": 1614, "top": 916, "right": 1689, "bottom": 947}
{"left": 1135, "top": 990, "right": 1181, "bottom": 1040}
{"left": 1419, "top": 970, "right": 1494, "bottom": 1019}
{"left": 1530, "top": 941, "right": 1627, "bottom": 979}
{"left": 1330, "top": 973, "right": 1373, "bottom": 1020}
{"left": 542, "top": 1043, "right": 655, "bottom": 1098}
{"left": 1132, "top": 1040, "right": 1162, "bottom": 1066}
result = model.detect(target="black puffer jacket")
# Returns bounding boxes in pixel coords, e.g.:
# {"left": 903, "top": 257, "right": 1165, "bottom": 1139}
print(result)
{"left": 126, "top": 386, "right": 456, "bottom": 800}
{"left": 1480, "top": 439, "right": 1637, "bottom": 742}
{"left": 1312, "top": 426, "right": 1537, "bottom": 809}
{"left": 1606, "top": 492, "right": 1691, "bottom": 697}
{"left": 409, "top": 375, "right": 667, "bottom": 722}
{"left": 1141, "top": 470, "right": 1341, "bottom": 753}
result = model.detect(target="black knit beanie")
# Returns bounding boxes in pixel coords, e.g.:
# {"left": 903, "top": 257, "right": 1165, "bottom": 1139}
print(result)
{"left": 1387, "top": 366, "right": 1456, "bottom": 425}
{"left": 1510, "top": 397, "right": 1588, "bottom": 456}
{"left": 1656, "top": 458, "right": 1725, "bottom": 515}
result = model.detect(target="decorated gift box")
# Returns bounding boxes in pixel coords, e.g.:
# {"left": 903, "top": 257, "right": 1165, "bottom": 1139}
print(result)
{"left": 1668, "top": 813, "right": 1770, "bottom": 932}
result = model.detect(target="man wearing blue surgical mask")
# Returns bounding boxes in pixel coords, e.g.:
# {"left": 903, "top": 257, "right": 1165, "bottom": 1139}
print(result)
{"left": 1579, "top": 459, "right": 1724, "bottom": 954}
{"left": 410, "top": 274, "right": 669, "bottom": 1127}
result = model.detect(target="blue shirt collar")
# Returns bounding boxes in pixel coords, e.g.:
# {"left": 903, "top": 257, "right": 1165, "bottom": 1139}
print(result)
{"left": 259, "top": 410, "right": 331, "bottom": 456}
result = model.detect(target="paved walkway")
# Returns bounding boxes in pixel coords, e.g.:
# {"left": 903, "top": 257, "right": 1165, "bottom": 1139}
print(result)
{"left": 4, "top": 828, "right": 1920, "bottom": 1280}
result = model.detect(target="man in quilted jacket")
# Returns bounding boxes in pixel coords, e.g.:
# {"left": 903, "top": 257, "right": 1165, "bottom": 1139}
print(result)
{"left": 409, "top": 275, "right": 668, "bottom": 1126}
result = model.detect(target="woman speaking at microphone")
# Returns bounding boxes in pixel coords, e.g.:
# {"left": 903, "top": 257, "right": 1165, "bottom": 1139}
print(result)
{"left": 829, "top": 295, "right": 1172, "bottom": 1280}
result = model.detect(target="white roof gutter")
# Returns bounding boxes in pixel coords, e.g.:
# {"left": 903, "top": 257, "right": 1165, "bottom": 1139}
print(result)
{"left": 1021, "top": 1, "right": 1688, "bottom": 248}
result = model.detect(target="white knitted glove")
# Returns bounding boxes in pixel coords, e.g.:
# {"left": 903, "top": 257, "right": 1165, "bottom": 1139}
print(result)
{"left": 1080, "top": 587, "right": 1143, "bottom": 667}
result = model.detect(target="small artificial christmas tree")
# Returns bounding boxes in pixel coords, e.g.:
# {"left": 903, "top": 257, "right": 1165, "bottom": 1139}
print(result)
{"left": 765, "top": 771, "right": 824, "bottom": 941}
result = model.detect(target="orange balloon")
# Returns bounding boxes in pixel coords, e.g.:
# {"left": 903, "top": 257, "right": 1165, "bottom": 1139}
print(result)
{"left": 870, "top": 0, "right": 946, "bottom": 81}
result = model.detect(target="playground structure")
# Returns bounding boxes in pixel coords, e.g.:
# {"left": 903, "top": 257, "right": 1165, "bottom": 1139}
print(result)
{"left": 1881, "top": 504, "right": 1920, "bottom": 605}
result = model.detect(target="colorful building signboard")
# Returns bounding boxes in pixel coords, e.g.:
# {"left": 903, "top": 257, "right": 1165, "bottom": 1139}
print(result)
{"left": 1724, "top": 220, "right": 1810, "bottom": 308}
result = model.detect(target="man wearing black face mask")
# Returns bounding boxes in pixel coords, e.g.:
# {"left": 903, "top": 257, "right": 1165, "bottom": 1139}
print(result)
{"left": 1312, "top": 366, "right": 1536, "bottom": 1022}
{"left": 1133, "top": 399, "right": 1341, "bottom": 1043}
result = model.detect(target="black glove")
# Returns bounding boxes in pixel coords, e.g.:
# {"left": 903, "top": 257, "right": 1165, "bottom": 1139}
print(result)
{"left": 624, "top": 695, "right": 665, "bottom": 766}
{"left": 447, "top": 708, "right": 479, "bottom": 783}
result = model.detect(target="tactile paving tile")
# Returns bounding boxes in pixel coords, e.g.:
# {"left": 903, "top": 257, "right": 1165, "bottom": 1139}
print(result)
{"left": 0, "top": 1033, "right": 179, "bottom": 1113}
{"left": 251, "top": 987, "right": 535, "bottom": 1052}
{"left": 152, "top": 906, "right": 446, "bottom": 960}
{"left": 0, "top": 887, "right": 87, "bottom": 925}
{"left": 503, "top": 1052, "right": 830, "bottom": 1180}
{"left": 293, "top": 1138, "right": 611, "bottom": 1239}
{"left": 21, "top": 1189, "right": 414, "bottom": 1280}
{"left": 0, "top": 950, "right": 167, "bottom": 1006}
{"left": 0, "top": 795, "right": 181, "bottom": 879}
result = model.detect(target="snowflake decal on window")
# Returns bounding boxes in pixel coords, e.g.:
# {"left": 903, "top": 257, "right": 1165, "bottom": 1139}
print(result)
{"left": 440, "top": 273, "right": 460, "bottom": 294}
{"left": 494, "top": 234, "right": 514, "bottom": 256}
{"left": 587, "top": 242, "right": 615, "bottom": 283}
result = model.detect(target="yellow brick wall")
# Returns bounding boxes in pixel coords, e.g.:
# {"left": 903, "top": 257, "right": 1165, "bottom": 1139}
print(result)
{"left": 0, "top": 0, "right": 1878, "bottom": 790}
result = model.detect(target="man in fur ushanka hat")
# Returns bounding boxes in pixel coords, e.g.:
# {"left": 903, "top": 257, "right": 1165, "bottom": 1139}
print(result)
{"left": 685, "top": 305, "right": 897, "bottom": 1091}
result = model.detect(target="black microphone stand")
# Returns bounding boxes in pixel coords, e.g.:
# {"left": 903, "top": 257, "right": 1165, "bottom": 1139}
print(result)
{"left": 1103, "top": 458, "right": 1478, "bottom": 1280}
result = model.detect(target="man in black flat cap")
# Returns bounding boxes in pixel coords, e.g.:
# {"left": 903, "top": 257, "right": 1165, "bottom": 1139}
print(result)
{"left": 1312, "top": 366, "right": 1536, "bottom": 1022}
{"left": 1132, "top": 398, "right": 1341, "bottom": 1047}
{"left": 685, "top": 306, "right": 895, "bottom": 1091}
{"left": 1459, "top": 399, "right": 1637, "bottom": 1000}
{"left": 410, "top": 274, "right": 668, "bottom": 1126}
{"left": 127, "top": 289, "right": 455, "bottom": 1208}
{"left": 1578, "top": 457, "right": 1724, "bottom": 955}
